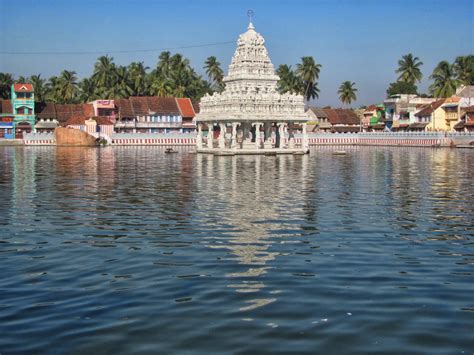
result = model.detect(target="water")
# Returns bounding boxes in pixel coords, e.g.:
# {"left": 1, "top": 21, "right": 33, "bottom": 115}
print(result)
{"left": 0, "top": 146, "right": 473, "bottom": 354}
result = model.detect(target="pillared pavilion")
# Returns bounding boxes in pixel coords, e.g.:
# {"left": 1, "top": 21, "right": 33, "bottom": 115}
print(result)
{"left": 195, "top": 21, "right": 309, "bottom": 154}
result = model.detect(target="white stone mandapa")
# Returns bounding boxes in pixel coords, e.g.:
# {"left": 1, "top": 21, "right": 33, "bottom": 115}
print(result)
{"left": 196, "top": 21, "right": 309, "bottom": 154}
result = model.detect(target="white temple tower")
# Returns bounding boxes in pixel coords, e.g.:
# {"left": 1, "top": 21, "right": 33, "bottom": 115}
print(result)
{"left": 196, "top": 21, "right": 309, "bottom": 154}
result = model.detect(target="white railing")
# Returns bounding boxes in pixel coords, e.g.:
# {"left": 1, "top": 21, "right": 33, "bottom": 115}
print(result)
{"left": 23, "top": 132, "right": 55, "bottom": 145}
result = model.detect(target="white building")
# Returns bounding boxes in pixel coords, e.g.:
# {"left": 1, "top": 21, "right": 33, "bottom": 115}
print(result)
{"left": 195, "top": 22, "right": 309, "bottom": 154}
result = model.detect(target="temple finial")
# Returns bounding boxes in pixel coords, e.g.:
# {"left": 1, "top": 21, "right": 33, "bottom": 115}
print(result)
{"left": 247, "top": 9, "right": 254, "bottom": 29}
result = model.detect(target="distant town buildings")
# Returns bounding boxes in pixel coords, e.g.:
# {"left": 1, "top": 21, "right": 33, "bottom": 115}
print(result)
{"left": 1, "top": 83, "right": 473, "bottom": 140}
{"left": 0, "top": 86, "right": 197, "bottom": 139}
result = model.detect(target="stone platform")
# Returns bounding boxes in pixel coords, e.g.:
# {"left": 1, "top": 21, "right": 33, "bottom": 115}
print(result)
{"left": 197, "top": 148, "right": 309, "bottom": 155}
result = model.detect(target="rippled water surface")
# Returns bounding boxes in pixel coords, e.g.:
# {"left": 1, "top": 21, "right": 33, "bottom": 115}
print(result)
{"left": 0, "top": 146, "right": 473, "bottom": 354}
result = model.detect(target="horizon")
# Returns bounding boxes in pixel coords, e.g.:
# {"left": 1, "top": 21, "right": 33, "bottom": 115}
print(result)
{"left": 1, "top": 0, "right": 472, "bottom": 106}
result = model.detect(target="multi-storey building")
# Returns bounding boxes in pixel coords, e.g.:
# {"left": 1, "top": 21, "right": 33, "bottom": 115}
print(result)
{"left": 11, "top": 84, "right": 36, "bottom": 138}
{"left": 384, "top": 94, "right": 436, "bottom": 131}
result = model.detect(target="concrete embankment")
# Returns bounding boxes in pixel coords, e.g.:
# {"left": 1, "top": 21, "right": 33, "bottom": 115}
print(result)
{"left": 0, "top": 139, "right": 23, "bottom": 146}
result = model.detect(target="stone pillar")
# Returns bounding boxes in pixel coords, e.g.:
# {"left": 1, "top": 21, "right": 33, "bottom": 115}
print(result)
{"left": 219, "top": 122, "right": 226, "bottom": 149}
{"left": 278, "top": 123, "right": 286, "bottom": 148}
{"left": 231, "top": 122, "right": 238, "bottom": 149}
{"left": 253, "top": 122, "right": 262, "bottom": 149}
{"left": 302, "top": 122, "right": 309, "bottom": 151}
{"left": 208, "top": 123, "right": 214, "bottom": 149}
{"left": 196, "top": 123, "right": 203, "bottom": 149}
{"left": 264, "top": 123, "right": 272, "bottom": 149}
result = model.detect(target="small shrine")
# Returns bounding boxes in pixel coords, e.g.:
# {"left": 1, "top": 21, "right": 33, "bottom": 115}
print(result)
{"left": 195, "top": 18, "right": 309, "bottom": 154}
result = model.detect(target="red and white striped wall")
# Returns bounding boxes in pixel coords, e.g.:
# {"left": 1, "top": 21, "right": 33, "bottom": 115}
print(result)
{"left": 111, "top": 137, "right": 196, "bottom": 145}
{"left": 24, "top": 139, "right": 55, "bottom": 145}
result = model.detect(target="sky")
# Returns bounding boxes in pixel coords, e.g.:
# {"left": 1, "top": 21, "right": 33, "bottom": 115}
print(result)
{"left": 0, "top": 0, "right": 473, "bottom": 106}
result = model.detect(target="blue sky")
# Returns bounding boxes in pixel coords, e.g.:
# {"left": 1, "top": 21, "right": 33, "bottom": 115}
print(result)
{"left": 0, "top": 0, "right": 472, "bottom": 106}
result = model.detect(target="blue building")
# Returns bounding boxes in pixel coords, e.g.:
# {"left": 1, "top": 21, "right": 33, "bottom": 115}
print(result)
{"left": 0, "top": 100, "right": 14, "bottom": 139}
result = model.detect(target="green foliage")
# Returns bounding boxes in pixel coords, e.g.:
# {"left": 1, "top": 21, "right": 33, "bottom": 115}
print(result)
{"left": 429, "top": 61, "right": 459, "bottom": 98}
{"left": 29, "top": 75, "right": 46, "bottom": 101}
{"left": 386, "top": 81, "right": 418, "bottom": 97}
{"left": 0, "top": 73, "right": 14, "bottom": 99}
{"left": 338, "top": 81, "right": 357, "bottom": 105}
{"left": 276, "top": 57, "right": 321, "bottom": 101}
{"left": 396, "top": 53, "right": 423, "bottom": 84}
{"left": 453, "top": 55, "right": 474, "bottom": 85}
{"left": 204, "top": 56, "right": 224, "bottom": 92}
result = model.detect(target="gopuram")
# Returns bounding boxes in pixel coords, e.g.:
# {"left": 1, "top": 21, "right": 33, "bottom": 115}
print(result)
{"left": 195, "top": 20, "right": 309, "bottom": 155}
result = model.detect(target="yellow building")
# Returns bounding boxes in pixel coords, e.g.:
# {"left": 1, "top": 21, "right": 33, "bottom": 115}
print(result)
{"left": 415, "top": 98, "right": 464, "bottom": 132}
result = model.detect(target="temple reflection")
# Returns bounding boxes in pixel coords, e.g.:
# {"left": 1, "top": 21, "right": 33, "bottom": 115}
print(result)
{"left": 197, "top": 154, "right": 311, "bottom": 311}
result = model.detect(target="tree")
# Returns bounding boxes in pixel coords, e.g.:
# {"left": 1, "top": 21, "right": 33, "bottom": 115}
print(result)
{"left": 204, "top": 56, "right": 224, "bottom": 92}
{"left": 295, "top": 56, "right": 321, "bottom": 101}
{"left": 0, "top": 73, "right": 14, "bottom": 99}
{"left": 453, "top": 55, "right": 474, "bottom": 86}
{"left": 15, "top": 76, "right": 28, "bottom": 84}
{"left": 57, "top": 70, "right": 79, "bottom": 103}
{"left": 396, "top": 53, "right": 423, "bottom": 84}
{"left": 276, "top": 64, "right": 301, "bottom": 94}
{"left": 386, "top": 81, "right": 418, "bottom": 97}
{"left": 156, "top": 51, "right": 172, "bottom": 78}
{"left": 128, "top": 61, "right": 149, "bottom": 96}
{"left": 45, "top": 76, "right": 60, "bottom": 103}
{"left": 429, "top": 61, "right": 459, "bottom": 98}
{"left": 79, "top": 78, "right": 96, "bottom": 102}
{"left": 151, "top": 78, "right": 173, "bottom": 97}
{"left": 92, "top": 55, "right": 117, "bottom": 97}
{"left": 29, "top": 74, "right": 46, "bottom": 101}
{"left": 338, "top": 81, "right": 358, "bottom": 106}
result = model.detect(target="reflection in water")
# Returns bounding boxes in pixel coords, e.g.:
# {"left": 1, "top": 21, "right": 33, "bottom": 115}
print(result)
{"left": 0, "top": 146, "right": 473, "bottom": 354}
{"left": 197, "top": 154, "right": 311, "bottom": 311}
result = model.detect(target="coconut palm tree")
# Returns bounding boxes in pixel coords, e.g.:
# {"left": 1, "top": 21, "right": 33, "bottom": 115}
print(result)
{"left": 57, "top": 70, "right": 79, "bottom": 103}
{"left": 429, "top": 61, "right": 459, "bottom": 98}
{"left": 0, "top": 73, "right": 14, "bottom": 99}
{"left": 204, "top": 56, "right": 224, "bottom": 92}
{"left": 128, "top": 61, "right": 149, "bottom": 96}
{"left": 29, "top": 75, "right": 47, "bottom": 101}
{"left": 157, "top": 51, "right": 172, "bottom": 78}
{"left": 396, "top": 53, "right": 423, "bottom": 84}
{"left": 45, "top": 76, "right": 60, "bottom": 102}
{"left": 151, "top": 78, "right": 173, "bottom": 97}
{"left": 338, "top": 81, "right": 358, "bottom": 106}
{"left": 79, "top": 78, "right": 96, "bottom": 102}
{"left": 15, "top": 76, "right": 28, "bottom": 84}
{"left": 453, "top": 55, "right": 474, "bottom": 86}
{"left": 113, "top": 66, "right": 133, "bottom": 99}
{"left": 295, "top": 56, "right": 322, "bottom": 101}
{"left": 92, "top": 55, "right": 117, "bottom": 96}
{"left": 277, "top": 65, "right": 296, "bottom": 93}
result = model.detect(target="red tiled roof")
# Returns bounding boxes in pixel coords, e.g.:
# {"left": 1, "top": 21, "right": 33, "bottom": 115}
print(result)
{"left": 322, "top": 108, "right": 360, "bottom": 125}
{"left": 115, "top": 96, "right": 181, "bottom": 118}
{"left": 152, "top": 97, "right": 180, "bottom": 115}
{"left": 176, "top": 98, "right": 195, "bottom": 118}
{"left": 66, "top": 116, "right": 113, "bottom": 126}
{"left": 115, "top": 99, "right": 134, "bottom": 118}
{"left": 35, "top": 102, "right": 94, "bottom": 126}
{"left": 463, "top": 105, "right": 474, "bottom": 113}
{"left": 415, "top": 99, "right": 445, "bottom": 117}
{"left": 13, "top": 83, "right": 33, "bottom": 92}
{"left": 0, "top": 100, "right": 13, "bottom": 114}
